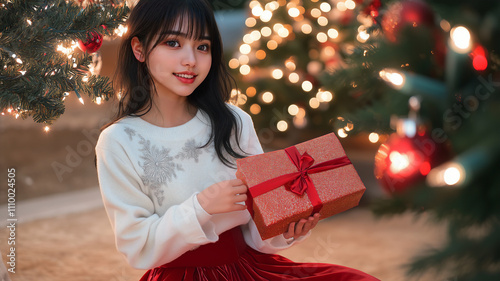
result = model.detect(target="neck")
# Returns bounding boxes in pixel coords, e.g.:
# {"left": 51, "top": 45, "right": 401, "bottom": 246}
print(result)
{"left": 139, "top": 94, "right": 196, "bottom": 128}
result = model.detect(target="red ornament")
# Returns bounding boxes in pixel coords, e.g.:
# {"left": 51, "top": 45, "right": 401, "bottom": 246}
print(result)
{"left": 470, "top": 45, "right": 488, "bottom": 71}
{"left": 363, "top": 0, "right": 382, "bottom": 19}
{"left": 374, "top": 132, "right": 447, "bottom": 193}
{"left": 381, "top": 0, "right": 435, "bottom": 43}
{"left": 78, "top": 32, "right": 103, "bottom": 53}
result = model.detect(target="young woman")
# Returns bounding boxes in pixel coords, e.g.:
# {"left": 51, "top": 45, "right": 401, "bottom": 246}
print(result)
{"left": 95, "top": 0, "right": 380, "bottom": 280}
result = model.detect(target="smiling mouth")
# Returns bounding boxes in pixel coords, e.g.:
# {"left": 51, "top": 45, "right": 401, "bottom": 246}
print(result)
{"left": 174, "top": 73, "right": 197, "bottom": 79}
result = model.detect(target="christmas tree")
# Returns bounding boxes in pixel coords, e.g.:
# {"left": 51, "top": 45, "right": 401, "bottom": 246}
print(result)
{"left": 0, "top": 0, "right": 129, "bottom": 129}
{"left": 228, "top": 0, "right": 370, "bottom": 145}
{"left": 232, "top": 0, "right": 500, "bottom": 279}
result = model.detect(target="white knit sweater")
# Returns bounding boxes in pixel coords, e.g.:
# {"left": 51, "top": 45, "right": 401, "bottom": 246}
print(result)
{"left": 95, "top": 104, "right": 305, "bottom": 270}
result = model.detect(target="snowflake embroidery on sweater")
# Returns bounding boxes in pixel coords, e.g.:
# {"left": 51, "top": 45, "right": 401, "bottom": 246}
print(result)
{"left": 124, "top": 127, "right": 136, "bottom": 141}
{"left": 175, "top": 139, "right": 203, "bottom": 163}
{"left": 136, "top": 135, "right": 183, "bottom": 206}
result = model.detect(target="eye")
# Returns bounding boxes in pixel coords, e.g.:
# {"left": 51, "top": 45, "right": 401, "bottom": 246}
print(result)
{"left": 198, "top": 44, "right": 210, "bottom": 52}
{"left": 165, "top": 40, "right": 180, "bottom": 48}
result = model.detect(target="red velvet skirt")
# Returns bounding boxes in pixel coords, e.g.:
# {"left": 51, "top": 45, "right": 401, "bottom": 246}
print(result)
{"left": 140, "top": 228, "right": 380, "bottom": 281}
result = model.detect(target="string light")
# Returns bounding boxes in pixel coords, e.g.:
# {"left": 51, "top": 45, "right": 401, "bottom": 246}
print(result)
{"left": 44, "top": 126, "right": 50, "bottom": 132}
{"left": 238, "top": 55, "right": 249, "bottom": 65}
{"left": 369, "top": 133, "right": 380, "bottom": 143}
{"left": 288, "top": 7, "right": 300, "bottom": 17}
{"left": 250, "top": 104, "right": 261, "bottom": 115}
{"left": 302, "top": 81, "right": 313, "bottom": 92}
{"left": 261, "top": 26, "right": 272, "bottom": 37}
{"left": 114, "top": 24, "right": 128, "bottom": 37}
{"left": 288, "top": 104, "right": 299, "bottom": 116}
{"left": 245, "top": 17, "right": 257, "bottom": 27}
{"left": 450, "top": 26, "right": 472, "bottom": 53}
{"left": 272, "top": 69, "right": 283, "bottom": 79}
{"left": 57, "top": 41, "right": 78, "bottom": 55}
{"left": 267, "top": 40, "right": 278, "bottom": 50}
{"left": 240, "top": 65, "right": 251, "bottom": 75}
{"left": 345, "top": 122, "right": 354, "bottom": 131}
{"left": 249, "top": 0, "right": 260, "bottom": 9}
{"left": 246, "top": 87, "right": 257, "bottom": 97}
{"left": 277, "top": 120, "right": 288, "bottom": 132}
{"left": 427, "top": 162, "right": 464, "bottom": 187}
{"left": 252, "top": 6, "right": 264, "bottom": 17}
{"left": 237, "top": 93, "right": 248, "bottom": 105}
{"left": 309, "top": 97, "right": 320, "bottom": 109}
{"left": 294, "top": 116, "right": 307, "bottom": 129}
{"left": 310, "top": 8, "right": 321, "bottom": 18}
{"left": 471, "top": 45, "right": 488, "bottom": 71}
{"left": 255, "top": 50, "right": 267, "bottom": 60}
{"left": 301, "top": 23, "right": 312, "bottom": 34}
{"left": 357, "top": 30, "right": 370, "bottom": 43}
{"left": 260, "top": 10, "right": 273, "bottom": 22}
{"left": 243, "top": 34, "right": 254, "bottom": 44}
{"left": 277, "top": 27, "right": 289, "bottom": 38}
{"left": 317, "top": 16, "right": 328, "bottom": 26}
{"left": 379, "top": 69, "right": 405, "bottom": 88}
{"left": 316, "top": 90, "right": 333, "bottom": 102}
{"left": 228, "top": 58, "right": 239, "bottom": 69}
{"left": 265, "top": 1, "right": 279, "bottom": 11}
{"left": 337, "top": 2, "right": 347, "bottom": 12}
{"left": 338, "top": 128, "right": 348, "bottom": 138}
{"left": 285, "top": 60, "right": 296, "bottom": 71}
{"left": 95, "top": 97, "right": 102, "bottom": 105}
{"left": 345, "top": 0, "right": 356, "bottom": 10}
{"left": 289, "top": 72, "right": 300, "bottom": 83}
{"left": 440, "top": 19, "right": 451, "bottom": 32}
{"left": 262, "top": 91, "right": 274, "bottom": 103}
{"left": 316, "top": 32, "right": 328, "bottom": 43}
{"left": 320, "top": 2, "right": 331, "bottom": 12}
{"left": 250, "top": 30, "right": 261, "bottom": 41}
{"left": 239, "top": 44, "right": 251, "bottom": 55}
{"left": 389, "top": 151, "right": 411, "bottom": 174}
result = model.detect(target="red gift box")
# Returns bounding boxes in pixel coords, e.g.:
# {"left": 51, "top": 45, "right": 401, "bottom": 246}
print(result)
{"left": 236, "top": 133, "right": 366, "bottom": 240}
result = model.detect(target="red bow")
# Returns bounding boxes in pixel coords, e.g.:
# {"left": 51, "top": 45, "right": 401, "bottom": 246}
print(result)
{"left": 284, "top": 150, "right": 315, "bottom": 196}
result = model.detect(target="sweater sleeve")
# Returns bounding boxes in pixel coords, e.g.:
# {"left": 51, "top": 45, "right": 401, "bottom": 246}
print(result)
{"left": 95, "top": 137, "right": 217, "bottom": 270}
{"left": 229, "top": 105, "right": 310, "bottom": 253}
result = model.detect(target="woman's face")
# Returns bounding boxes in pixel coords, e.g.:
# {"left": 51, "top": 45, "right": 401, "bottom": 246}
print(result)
{"left": 143, "top": 18, "right": 212, "bottom": 100}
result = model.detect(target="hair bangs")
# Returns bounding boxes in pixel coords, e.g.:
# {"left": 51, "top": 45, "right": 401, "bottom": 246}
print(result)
{"left": 149, "top": 1, "right": 214, "bottom": 52}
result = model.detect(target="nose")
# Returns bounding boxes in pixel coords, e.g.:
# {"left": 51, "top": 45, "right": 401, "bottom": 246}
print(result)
{"left": 181, "top": 46, "right": 196, "bottom": 67}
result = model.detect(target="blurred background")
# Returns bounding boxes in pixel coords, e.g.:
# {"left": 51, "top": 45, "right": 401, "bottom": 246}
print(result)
{"left": 1, "top": 0, "right": 499, "bottom": 280}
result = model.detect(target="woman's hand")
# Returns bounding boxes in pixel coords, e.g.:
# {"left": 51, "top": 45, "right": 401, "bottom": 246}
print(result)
{"left": 197, "top": 179, "right": 248, "bottom": 215}
{"left": 283, "top": 213, "right": 320, "bottom": 240}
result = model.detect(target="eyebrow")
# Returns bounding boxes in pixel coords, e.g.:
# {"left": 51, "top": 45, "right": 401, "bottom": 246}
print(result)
{"left": 162, "top": 31, "right": 211, "bottom": 40}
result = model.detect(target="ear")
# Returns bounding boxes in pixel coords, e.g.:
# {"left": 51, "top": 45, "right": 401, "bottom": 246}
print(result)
{"left": 131, "top": 37, "right": 145, "bottom": 62}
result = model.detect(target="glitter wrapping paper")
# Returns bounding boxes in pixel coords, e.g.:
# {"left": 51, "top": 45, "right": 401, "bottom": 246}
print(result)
{"left": 236, "top": 133, "right": 366, "bottom": 240}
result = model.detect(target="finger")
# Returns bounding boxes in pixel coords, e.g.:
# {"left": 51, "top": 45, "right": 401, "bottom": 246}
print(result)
{"left": 300, "top": 218, "right": 315, "bottom": 233}
{"left": 234, "top": 193, "right": 247, "bottom": 203}
{"left": 231, "top": 203, "right": 247, "bottom": 212}
{"left": 294, "top": 219, "right": 307, "bottom": 234}
{"left": 310, "top": 213, "right": 320, "bottom": 227}
{"left": 233, "top": 185, "right": 248, "bottom": 195}
{"left": 230, "top": 179, "right": 244, "bottom": 186}
{"left": 286, "top": 222, "right": 296, "bottom": 237}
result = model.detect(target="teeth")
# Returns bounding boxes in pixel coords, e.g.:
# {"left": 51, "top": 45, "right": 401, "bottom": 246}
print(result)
{"left": 175, "top": 73, "right": 195, "bottom": 79}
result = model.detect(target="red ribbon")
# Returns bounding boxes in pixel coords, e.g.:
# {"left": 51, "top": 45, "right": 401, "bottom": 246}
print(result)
{"left": 246, "top": 146, "right": 352, "bottom": 216}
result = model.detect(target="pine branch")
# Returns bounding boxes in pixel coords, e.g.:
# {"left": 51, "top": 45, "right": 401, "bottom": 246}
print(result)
{"left": 0, "top": 0, "right": 129, "bottom": 125}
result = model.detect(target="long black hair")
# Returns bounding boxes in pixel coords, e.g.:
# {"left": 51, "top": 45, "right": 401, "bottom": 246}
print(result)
{"left": 100, "top": 0, "right": 246, "bottom": 167}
